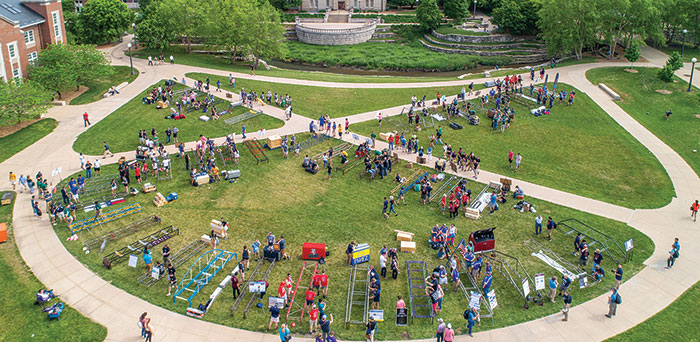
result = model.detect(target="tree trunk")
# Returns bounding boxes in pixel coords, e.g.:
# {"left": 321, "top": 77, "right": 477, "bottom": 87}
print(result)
{"left": 609, "top": 42, "right": 616, "bottom": 60}
{"left": 186, "top": 36, "right": 192, "bottom": 53}
{"left": 254, "top": 57, "right": 260, "bottom": 69}
{"left": 56, "top": 91, "right": 62, "bottom": 99}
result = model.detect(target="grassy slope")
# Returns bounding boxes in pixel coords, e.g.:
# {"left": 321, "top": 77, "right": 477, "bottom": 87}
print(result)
{"left": 0, "top": 192, "right": 107, "bottom": 341}
{"left": 657, "top": 43, "right": 700, "bottom": 63}
{"left": 72, "top": 80, "right": 285, "bottom": 155}
{"left": 70, "top": 65, "right": 139, "bottom": 105}
{"left": 187, "top": 72, "right": 484, "bottom": 120}
{"left": 0, "top": 119, "right": 58, "bottom": 163}
{"left": 52, "top": 135, "right": 652, "bottom": 341}
{"left": 586, "top": 67, "right": 700, "bottom": 177}
{"left": 133, "top": 47, "right": 464, "bottom": 83}
{"left": 606, "top": 280, "right": 700, "bottom": 342}
{"left": 350, "top": 83, "right": 673, "bottom": 209}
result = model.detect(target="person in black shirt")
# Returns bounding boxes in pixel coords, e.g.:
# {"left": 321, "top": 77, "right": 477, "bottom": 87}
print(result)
{"left": 561, "top": 290, "right": 572, "bottom": 321}
{"left": 166, "top": 264, "right": 176, "bottom": 296}
{"left": 162, "top": 244, "right": 171, "bottom": 266}
{"left": 346, "top": 242, "right": 355, "bottom": 265}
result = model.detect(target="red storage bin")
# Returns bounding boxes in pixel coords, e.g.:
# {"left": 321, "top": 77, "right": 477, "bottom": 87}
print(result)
{"left": 469, "top": 227, "right": 496, "bottom": 253}
{"left": 302, "top": 243, "right": 326, "bottom": 260}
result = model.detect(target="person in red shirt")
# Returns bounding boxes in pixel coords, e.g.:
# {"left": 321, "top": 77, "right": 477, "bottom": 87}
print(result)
{"left": 134, "top": 166, "right": 142, "bottom": 184}
{"left": 312, "top": 273, "right": 322, "bottom": 295}
{"left": 305, "top": 288, "right": 315, "bottom": 308}
{"left": 308, "top": 304, "right": 319, "bottom": 334}
{"left": 319, "top": 270, "right": 329, "bottom": 298}
{"left": 83, "top": 112, "right": 90, "bottom": 127}
{"left": 278, "top": 281, "right": 288, "bottom": 307}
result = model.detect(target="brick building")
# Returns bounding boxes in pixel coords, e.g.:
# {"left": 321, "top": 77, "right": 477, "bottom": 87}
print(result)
{"left": 0, "top": 0, "right": 65, "bottom": 82}
{"left": 300, "top": 0, "right": 386, "bottom": 12}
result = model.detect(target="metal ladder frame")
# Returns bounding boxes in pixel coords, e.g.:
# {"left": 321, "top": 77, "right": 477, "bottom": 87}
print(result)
{"left": 345, "top": 263, "right": 370, "bottom": 327}
{"left": 483, "top": 250, "right": 543, "bottom": 309}
{"left": 173, "top": 249, "right": 237, "bottom": 307}
{"left": 286, "top": 261, "right": 319, "bottom": 322}
{"left": 243, "top": 259, "right": 276, "bottom": 318}
{"left": 445, "top": 243, "right": 494, "bottom": 322}
{"left": 231, "top": 259, "right": 264, "bottom": 316}
{"left": 405, "top": 260, "right": 434, "bottom": 322}
{"left": 138, "top": 240, "right": 208, "bottom": 287}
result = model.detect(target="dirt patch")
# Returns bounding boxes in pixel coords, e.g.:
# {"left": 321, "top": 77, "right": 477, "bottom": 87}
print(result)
{"left": 57, "top": 86, "right": 89, "bottom": 103}
{"left": 0, "top": 119, "right": 42, "bottom": 138}
{"left": 624, "top": 68, "right": 639, "bottom": 73}
{"left": 655, "top": 89, "right": 672, "bottom": 94}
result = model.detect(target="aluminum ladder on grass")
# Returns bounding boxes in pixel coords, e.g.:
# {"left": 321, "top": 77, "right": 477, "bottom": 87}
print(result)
{"left": 344, "top": 263, "right": 370, "bottom": 327}
{"left": 84, "top": 215, "right": 161, "bottom": 252}
{"left": 484, "top": 250, "right": 543, "bottom": 309}
{"left": 312, "top": 142, "right": 352, "bottom": 161}
{"left": 297, "top": 134, "right": 330, "bottom": 153}
{"left": 398, "top": 172, "right": 429, "bottom": 198}
{"left": 173, "top": 249, "right": 237, "bottom": 307}
{"left": 224, "top": 109, "right": 261, "bottom": 126}
{"left": 557, "top": 218, "right": 628, "bottom": 264}
{"left": 69, "top": 203, "right": 143, "bottom": 235}
{"left": 523, "top": 239, "right": 586, "bottom": 280}
{"left": 138, "top": 240, "right": 209, "bottom": 287}
{"left": 243, "top": 259, "right": 276, "bottom": 318}
{"left": 391, "top": 168, "right": 423, "bottom": 195}
{"left": 428, "top": 175, "right": 460, "bottom": 202}
{"left": 231, "top": 259, "right": 264, "bottom": 316}
{"left": 405, "top": 260, "right": 433, "bottom": 322}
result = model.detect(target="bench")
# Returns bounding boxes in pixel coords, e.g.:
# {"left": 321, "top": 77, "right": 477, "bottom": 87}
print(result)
{"left": 598, "top": 83, "right": 621, "bottom": 101}
{"left": 103, "top": 81, "right": 129, "bottom": 98}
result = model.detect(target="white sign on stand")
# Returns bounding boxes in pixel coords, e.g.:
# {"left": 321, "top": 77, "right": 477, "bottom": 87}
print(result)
{"left": 469, "top": 291, "right": 482, "bottom": 310}
{"left": 249, "top": 281, "right": 266, "bottom": 293}
{"left": 487, "top": 290, "right": 498, "bottom": 309}
{"left": 128, "top": 254, "right": 138, "bottom": 268}
{"left": 624, "top": 239, "right": 634, "bottom": 252}
{"left": 522, "top": 278, "right": 530, "bottom": 297}
{"left": 369, "top": 310, "right": 384, "bottom": 321}
{"left": 534, "top": 273, "right": 546, "bottom": 291}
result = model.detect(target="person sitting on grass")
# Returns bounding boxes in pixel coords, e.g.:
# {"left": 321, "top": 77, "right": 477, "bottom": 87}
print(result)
{"left": 593, "top": 265, "right": 605, "bottom": 282}
{"left": 513, "top": 186, "right": 524, "bottom": 199}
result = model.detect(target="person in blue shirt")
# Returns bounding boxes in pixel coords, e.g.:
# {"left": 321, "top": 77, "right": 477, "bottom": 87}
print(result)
{"left": 241, "top": 124, "right": 246, "bottom": 139}
{"left": 465, "top": 307, "right": 479, "bottom": 337}
{"left": 309, "top": 121, "right": 315, "bottom": 134}
{"left": 548, "top": 276, "right": 558, "bottom": 303}
{"left": 606, "top": 288, "right": 620, "bottom": 318}
{"left": 77, "top": 175, "right": 85, "bottom": 191}
{"left": 558, "top": 275, "right": 571, "bottom": 296}
{"left": 614, "top": 265, "right": 623, "bottom": 288}
{"left": 278, "top": 235, "right": 288, "bottom": 260}
{"left": 593, "top": 265, "right": 606, "bottom": 282}
{"left": 673, "top": 238, "right": 680, "bottom": 255}
{"left": 277, "top": 323, "right": 289, "bottom": 341}
{"left": 266, "top": 232, "right": 275, "bottom": 247}
{"left": 592, "top": 249, "right": 604, "bottom": 274}
{"left": 70, "top": 185, "right": 80, "bottom": 203}
{"left": 488, "top": 191, "right": 497, "bottom": 214}
{"left": 482, "top": 274, "right": 492, "bottom": 295}
{"left": 471, "top": 255, "right": 483, "bottom": 280}
{"left": 143, "top": 247, "right": 153, "bottom": 273}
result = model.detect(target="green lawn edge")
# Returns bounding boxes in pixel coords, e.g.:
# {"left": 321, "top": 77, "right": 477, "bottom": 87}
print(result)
{"left": 70, "top": 65, "right": 139, "bottom": 105}
{"left": 0, "top": 119, "right": 58, "bottom": 163}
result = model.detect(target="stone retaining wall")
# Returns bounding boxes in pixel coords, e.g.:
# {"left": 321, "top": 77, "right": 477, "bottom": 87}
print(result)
{"left": 419, "top": 40, "right": 547, "bottom": 63}
{"left": 432, "top": 30, "right": 538, "bottom": 44}
{"left": 295, "top": 21, "right": 377, "bottom": 45}
{"left": 423, "top": 34, "right": 543, "bottom": 51}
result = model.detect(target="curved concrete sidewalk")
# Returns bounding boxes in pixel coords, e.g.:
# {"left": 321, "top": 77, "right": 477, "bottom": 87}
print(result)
{"left": 2, "top": 38, "right": 699, "bottom": 341}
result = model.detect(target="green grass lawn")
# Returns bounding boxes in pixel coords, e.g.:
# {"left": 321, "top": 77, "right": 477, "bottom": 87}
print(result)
{"left": 606, "top": 280, "right": 700, "bottom": 342}
{"left": 350, "top": 83, "right": 673, "bottom": 209}
{"left": 72, "top": 80, "right": 285, "bottom": 155}
{"left": 187, "top": 72, "right": 485, "bottom": 120}
{"left": 70, "top": 65, "right": 139, "bottom": 105}
{"left": 0, "top": 119, "right": 58, "bottom": 163}
{"left": 132, "top": 47, "right": 464, "bottom": 83}
{"left": 586, "top": 67, "right": 700, "bottom": 177}
{"left": 0, "top": 192, "right": 107, "bottom": 341}
{"left": 52, "top": 135, "right": 652, "bottom": 340}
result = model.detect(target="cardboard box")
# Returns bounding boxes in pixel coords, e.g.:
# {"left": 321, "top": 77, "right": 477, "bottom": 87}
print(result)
{"left": 267, "top": 136, "right": 282, "bottom": 149}
{"left": 400, "top": 241, "right": 416, "bottom": 253}
{"left": 394, "top": 230, "right": 414, "bottom": 242}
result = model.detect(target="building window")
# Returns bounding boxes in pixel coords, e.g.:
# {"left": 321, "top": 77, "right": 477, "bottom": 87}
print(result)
{"left": 12, "top": 68, "right": 20, "bottom": 80}
{"left": 24, "top": 30, "right": 35, "bottom": 45}
{"left": 8, "top": 43, "right": 17, "bottom": 59}
{"left": 27, "top": 51, "right": 38, "bottom": 65}
{"left": 52, "top": 11, "right": 62, "bottom": 40}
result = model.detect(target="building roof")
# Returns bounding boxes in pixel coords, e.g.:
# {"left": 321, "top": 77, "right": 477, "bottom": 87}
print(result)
{"left": 0, "top": 0, "right": 47, "bottom": 28}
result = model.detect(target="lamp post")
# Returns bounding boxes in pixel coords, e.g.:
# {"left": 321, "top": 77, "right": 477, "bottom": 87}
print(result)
{"left": 688, "top": 57, "right": 697, "bottom": 92}
{"left": 473, "top": 0, "right": 477, "bottom": 18}
{"left": 131, "top": 23, "right": 137, "bottom": 49}
{"left": 127, "top": 42, "right": 134, "bottom": 75}
{"left": 682, "top": 29, "right": 688, "bottom": 57}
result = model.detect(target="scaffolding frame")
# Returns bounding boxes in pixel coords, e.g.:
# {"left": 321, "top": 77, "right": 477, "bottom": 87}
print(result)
{"left": 242, "top": 260, "right": 276, "bottom": 318}
{"left": 345, "top": 263, "right": 370, "bottom": 327}
{"left": 405, "top": 260, "right": 434, "bottom": 322}
{"left": 83, "top": 215, "right": 161, "bottom": 252}
{"left": 558, "top": 218, "right": 628, "bottom": 264}
{"left": 173, "top": 249, "right": 237, "bottom": 307}
{"left": 138, "top": 240, "right": 209, "bottom": 287}
{"left": 483, "top": 250, "right": 543, "bottom": 309}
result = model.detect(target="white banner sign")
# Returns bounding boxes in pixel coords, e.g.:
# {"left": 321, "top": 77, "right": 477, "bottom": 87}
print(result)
{"left": 522, "top": 278, "right": 530, "bottom": 297}
{"left": 624, "top": 239, "right": 634, "bottom": 252}
{"left": 369, "top": 310, "right": 384, "bottom": 321}
{"left": 487, "top": 289, "right": 497, "bottom": 309}
{"left": 468, "top": 291, "right": 481, "bottom": 310}
{"left": 534, "top": 273, "right": 546, "bottom": 291}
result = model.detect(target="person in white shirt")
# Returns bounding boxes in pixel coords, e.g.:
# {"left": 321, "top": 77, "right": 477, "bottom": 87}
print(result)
{"left": 379, "top": 253, "right": 387, "bottom": 278}
{"left": 94, "top": 159, "right": 102, "bottom": 176}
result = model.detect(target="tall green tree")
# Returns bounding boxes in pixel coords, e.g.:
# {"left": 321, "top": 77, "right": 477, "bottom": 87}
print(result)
{"left": 597, "top": 0, "right": 663, "bottom": 59}
{"left": 244, "top": 0, "right": 287, "bottom": 68}
{"left": 492, "top": 0, "right": 539, "bottom": 35}
{"left": 538, "top": 0, "right": 599, "bottom": 60}
{"left": 625, "top": 40, "right": 641, "bottom": 68}
{"left": 417, "top": 0, "right": 442, "bottom": 32}
{"left": 443, "top": 0, "right": 469, "bottom": 24}
{"left": 76, "top": 0, "right": 134, "bottom": 45}
{"left": 29, "top": 44, "right": 112, "bottom": 99}
{"left": 0, "top": 81, "right": 52, "bottom": 126}
{"left": 135, "top": 0, "right": 177, "bottom": 52}
{"left": 158, "top": 0, "right": 208, "bottom": 53}
{"left": 269, "top": 0, "right": 302, "bottom": 11}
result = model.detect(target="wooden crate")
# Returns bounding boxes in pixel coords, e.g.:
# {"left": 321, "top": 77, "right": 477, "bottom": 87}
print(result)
{"left": 142, "top": 183, "right": 157, "bottom": 193}
{"left": 153, "top": 193, "right": 167, "bottom": 207}
{"left": 394, "top": 229, "right": 414, "bottom": 242}
{"left": 400, "top": 241, "right": 416, "bottom": 253}
{"left": 465, "top": 208, "right": 480, "bottom": 220}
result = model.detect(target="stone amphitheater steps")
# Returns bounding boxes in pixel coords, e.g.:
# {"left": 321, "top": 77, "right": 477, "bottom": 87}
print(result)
{"left": 418, "top": 38, "right": 547, "bottom": 63}
{"left": 423, "top": 34, "right": 543, "bottom": 51}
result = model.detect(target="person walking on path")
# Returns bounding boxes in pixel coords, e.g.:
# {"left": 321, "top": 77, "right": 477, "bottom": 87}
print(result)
{"left": 444, "top": 323, "right": 455, "bottom": 342}
{"left": 102, "top": 142, "right": 113, "bottom": 159}
{"left": 278, "top": 323, "right": 290, "bottom": 342}
{"left": 613, "top": 264, "right": 623, "bottom": 288}
{"left": 606, "top": 288, "right": 621, "bottom": 318}
{"left": 365, "top": 316, "right": 376, "bottom": 342}
{"left": 561, "top": 290, "right": 572, "bottom": 321}
{"left": 82, "top": 112, "right": 90, "bottom": 127}
{"left": 691, "top": 200, "right": 698, "bottom": 222}
{"left": 435, "top": 318, "right": 446, "bottom": 342}
{"left": 666, "top": 243, "right": 680, "bottom": 269}
{"left": 9, "top": 172, "right": 17, "bottom": 190}
{"left": 535, "top": 215, "right": 543, "bottom": 235}
{"left": 320, "top": 314, "right": 333, "bottom": 341}
{"left": 465, "top": 307, "right": 479, "bottom": 337}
